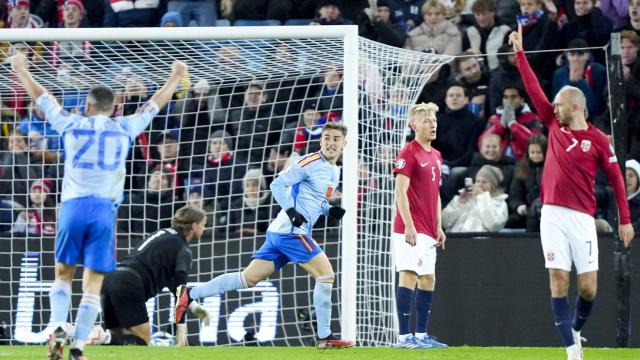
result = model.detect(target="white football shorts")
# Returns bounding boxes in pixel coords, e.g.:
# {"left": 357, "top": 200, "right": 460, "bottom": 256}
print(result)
{"left": 540, "top": 204, "right": 598, "bottom": 274}
{"left": 392, "top": 232, "right": 438, "bottom": 276}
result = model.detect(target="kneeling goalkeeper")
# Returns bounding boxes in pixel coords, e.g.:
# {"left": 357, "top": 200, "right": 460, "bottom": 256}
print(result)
{"left": 91, "top": 205, "right": 210, "bottom": 345}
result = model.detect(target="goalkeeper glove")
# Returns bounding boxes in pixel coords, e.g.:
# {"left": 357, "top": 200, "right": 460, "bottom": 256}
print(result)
{"left": 188, "top": 301, "right": 211, "bottom": 326}
{"left": 286, "top": 208, "right": 308, "bottom": 227}
{"left": 328, "top": 206, "right": 346, "bottom": 220}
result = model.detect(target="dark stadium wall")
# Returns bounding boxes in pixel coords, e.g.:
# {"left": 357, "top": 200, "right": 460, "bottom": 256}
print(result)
{"left": 0, "top": 232, "right": 638, "bottom": 347}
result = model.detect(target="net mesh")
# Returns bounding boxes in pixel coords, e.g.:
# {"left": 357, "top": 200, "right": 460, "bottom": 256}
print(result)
{"left": 0, "top": 34, "right": 451, "bottom": 346}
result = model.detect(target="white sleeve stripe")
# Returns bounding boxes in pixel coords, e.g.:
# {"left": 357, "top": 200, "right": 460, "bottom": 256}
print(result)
{"left": 609, "top": 156, "right": 617, "bottom": 163}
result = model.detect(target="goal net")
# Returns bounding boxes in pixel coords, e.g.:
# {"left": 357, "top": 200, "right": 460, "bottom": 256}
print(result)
{"left": 0, "top": 26, "right": 451, "bottom": 346}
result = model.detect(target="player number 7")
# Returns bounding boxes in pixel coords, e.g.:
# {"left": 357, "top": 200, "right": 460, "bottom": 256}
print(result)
{"left": 566, "top": 138, "right": 578, "bottom": 152}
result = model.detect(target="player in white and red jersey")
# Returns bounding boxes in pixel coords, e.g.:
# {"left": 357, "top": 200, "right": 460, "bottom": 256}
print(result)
{"left": 392, "top": 102, "right": 447, "bottom": 349}
{"left": 510, "top": 25, "right": 634, "bottom": 360}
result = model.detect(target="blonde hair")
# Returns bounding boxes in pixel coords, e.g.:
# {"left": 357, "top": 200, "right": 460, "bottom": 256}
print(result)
{"left": 421, "top": 0, "right": 447, "bottom": 16}
{"left": 409, "top": 102, "right": 439, "bottom": 122}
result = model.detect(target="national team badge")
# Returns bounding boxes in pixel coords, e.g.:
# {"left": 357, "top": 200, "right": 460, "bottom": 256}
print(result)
{"left": 396, "top": 159, "right": 406, "bottom": 169}
{"left": 546, "top": 251, "right": 555, "bottom": 262}
{"left": 581, "top": 140, "right": 591, "bottom": 152}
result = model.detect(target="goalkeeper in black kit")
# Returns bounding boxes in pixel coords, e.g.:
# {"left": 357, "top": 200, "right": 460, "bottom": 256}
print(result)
{"left": 88, "top": 205, "right": 210, "bottom": 346}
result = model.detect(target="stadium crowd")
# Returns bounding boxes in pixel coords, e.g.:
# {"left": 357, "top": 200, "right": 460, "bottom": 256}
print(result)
{"left": 1, "top": 0, "right": 640, "bottom": 237}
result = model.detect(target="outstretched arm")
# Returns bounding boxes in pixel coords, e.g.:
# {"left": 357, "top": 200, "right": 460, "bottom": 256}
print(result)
{"left": 11, "top": 53, "right": 47, "bottom": 100}
{"left": 150, "top": 60, "right": 188, "bottom": 109}
{"left": 509, "top": 25, "right": 555, "bottom": 126}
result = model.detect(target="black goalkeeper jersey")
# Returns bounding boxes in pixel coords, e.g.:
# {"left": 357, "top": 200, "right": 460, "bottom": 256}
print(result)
{"left": 119, "top": 228, "right": 192, "bottom": 299}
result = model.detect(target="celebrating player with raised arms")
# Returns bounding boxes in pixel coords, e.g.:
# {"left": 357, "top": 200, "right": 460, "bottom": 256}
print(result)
{"left": 10, "top": 53, "right": 188, "bottom": 360}
{"left": 509, "top": 25, "right": 634, "bottom": 360}
{"left": 174, "top": 122, "right": 354, "bottom": 349}
{"left": 393, "top": 103, "right": 447, "bottom": 349}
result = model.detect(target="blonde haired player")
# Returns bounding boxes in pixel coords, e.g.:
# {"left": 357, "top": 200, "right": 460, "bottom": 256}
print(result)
{"left": 393, "top": 102, "right": 447, "bottom": 349}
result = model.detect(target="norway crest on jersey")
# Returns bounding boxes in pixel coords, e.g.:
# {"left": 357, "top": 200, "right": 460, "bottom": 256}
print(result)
{"left": 581, "top": 140, "right": 591, "bottom": 152}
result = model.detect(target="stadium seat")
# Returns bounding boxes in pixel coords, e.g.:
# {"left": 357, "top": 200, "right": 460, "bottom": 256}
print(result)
{"left": 233, "top": 19, "right": 282, "bottom": 26}
{"left": 284, "top": 19, "right": 313, "bottom": 26}
{"left": 215, "top": 19, "right": 231, "bottom": 27}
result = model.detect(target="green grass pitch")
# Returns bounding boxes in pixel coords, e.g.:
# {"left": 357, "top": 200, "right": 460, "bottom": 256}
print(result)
{"left": 3, "top": 346, "right": 640, "bottom": 359}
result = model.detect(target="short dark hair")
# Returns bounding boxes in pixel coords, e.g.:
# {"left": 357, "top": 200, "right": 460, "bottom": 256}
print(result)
{"left": 471, "top": 0, "right": 496, "bottom": 13}
{"left": 502, "top": 83, "right": 524, "bottom": 97}
{"left": 87, "top": 86, "right": 115, "bottom": 114}
{"left": 455, "top": 51, "right": 479, "bottom": 72}
{"left": 322, "top": 122, "right": 347, "bottom": 136}
{"left": 446, "top": 81, "right": 470, "bottom": 98}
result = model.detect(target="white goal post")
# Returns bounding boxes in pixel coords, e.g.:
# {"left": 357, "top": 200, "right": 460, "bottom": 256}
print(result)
{"left": 0, "top": 25, "right": 450, "bottom": 346}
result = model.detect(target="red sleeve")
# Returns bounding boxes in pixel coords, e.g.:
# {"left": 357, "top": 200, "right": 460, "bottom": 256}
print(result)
{"left": 599, "top": 136, "right": 631, "bottom": 224}
{"left": 515, "top": 51, "right": 555, "bottom": 127}
{"left": 393, "top": 145, "right": 416, "bottom": 178}
{"left": 510, "top": 122, "right": 533, "bottom": 149}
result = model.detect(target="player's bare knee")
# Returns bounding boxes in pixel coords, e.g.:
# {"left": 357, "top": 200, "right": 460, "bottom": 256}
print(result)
{"left": 55, "top": 264, "right": 75, "bottom": 282}
{"left": 242, "top": 271, "right": 262, "bottom": 288}
{"left": 398, "top": 271, "right": 418, "bottom": 288}
{"left": 316, "top": 273, "right": 335, "bottom": 284}
{"left": 418, "top": 274, "right": 435, "bottom": 290}
{"left": 578, "top": 283, "right": 597, "bottom": 300}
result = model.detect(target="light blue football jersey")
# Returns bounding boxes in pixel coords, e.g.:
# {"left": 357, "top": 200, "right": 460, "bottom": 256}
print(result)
{"left": 37, "top": 93, "right": 159, "bottom": 204}
{"left": 268, "top": 152, "right": 340, "bottom": 235}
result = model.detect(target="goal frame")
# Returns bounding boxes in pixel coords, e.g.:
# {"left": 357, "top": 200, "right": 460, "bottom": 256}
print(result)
{"left": 1, "top": 25, "right": 360, "bottom": 342}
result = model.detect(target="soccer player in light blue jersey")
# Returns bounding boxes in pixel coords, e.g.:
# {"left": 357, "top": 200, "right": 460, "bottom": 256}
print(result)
{"left": 11, "top": 53, "right": 188, "bottom": 360}
{"left": 175, "top": 122, "right": 354, "bottom": 348}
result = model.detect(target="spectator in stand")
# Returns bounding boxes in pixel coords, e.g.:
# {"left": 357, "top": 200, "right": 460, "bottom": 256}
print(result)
{"left": 432, "top": 82, "right": 484, "bottom": 204}
{"left": 454, "top": 52, "right": 490, "bottom": 120}
{"left": 404, "top": 0, "right": 462, "bottom": 56}
{"left": 621, "top": 31, "right": 640, "bottom": 105}
{"left": 488, "top": 43, "right": 526, "bottom": 114}
{"left": 359, "top": 0, "right": 407, "bottom": 48}
{"left": 171, "top": 79, "right": 225, "bottom": 165}
{"left": 18, "top": 100, "right": 63, "bottom": 154}
{"left": 495, "top": 0, "right": 521, "bottom": 27}
{"left": 263, "top": 145, "right": 292, "bottom": 187}
{"left": 194, "top": 130, "right": 246, "bottom": 221}
{"left": 311, "top": 0, "right": 350, "bottom": 25}
{"left": 463, "top": 0, "right": 512, "bottom": 71}
{"left": 552, "top": 39, "right": 607, "bottom": 117}
{"left": 228, "top": 168, "right": 278, "bottom": 236}
{"left": 482, "top": 84, "right": 543, "bottom": 161}
{"left": 183, "top": 184, "right": 215, "bottom": 232}
{"left": 464, "top": 133, "right": 516, "bottom": 191}
{"left": 462, "top": 0, "right": 511, "bottom": 67}
{"left": 517, "top": 0, "right": 559, "bottom": 92}
{"left": 4, "top": 0, "right": 43, "bottom": 28}
{"left": 160, "top": 11, "right": 183, "bottom": 26}
{"left": 313, "top": 65, "right": 344, "bottom": 115}
{"left": 34, "top": 0, "right": 103, "bottom": 27}
{"left": 625, "top": 159, "right": 640, "bottom": 232}
{"left": 561, "top": 0, "right": 612, "bottom": 64}
{"left": 103, "top": 0, "right": 166, "bottom": 27}
{"left": 226, "top": 83, "right": 284, "bottom": 165}
{"left": 119, "top": 168, "right": 177, "bottom": 235}
{"left": 290, "top": 100, "right": 340, "bottom": 155}
{"left": 0, "top": 130, "right": 44, "bottom": 208}
{"left": 442, "top": 164, "right": 509, "bottom": 232}
{"left": 619, "top": 0, "right": 639, "bottom": 35}
{"left": 148, "top": 130, "right": 187, "bottom": 194}
{"left": 600, "top": 0, "right": 629, "bottom": 31}
{"left": 508, "top": 133, "right": 547, "bottom": 231}
{"left": 51, "top": 0, "right": 90, "bottom": 68}
{"left": 11, "top": 179, "right": 57, "bottom": 235}
{"left": 167, "top": 0, "right": 216, "bottom": 26}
